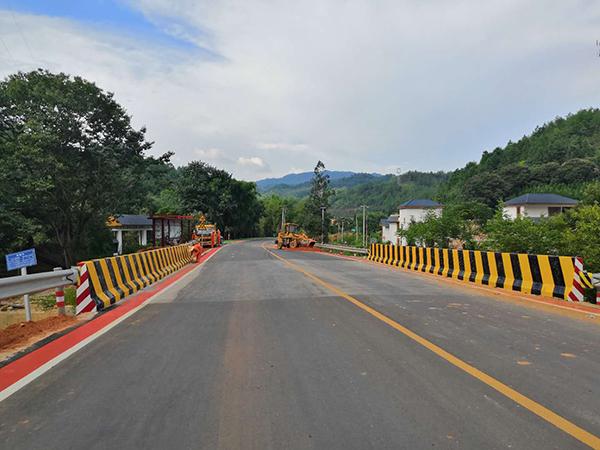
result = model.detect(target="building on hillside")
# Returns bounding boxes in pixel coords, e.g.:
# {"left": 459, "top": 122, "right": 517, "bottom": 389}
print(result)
{"left": 107, "top": 214, "right": 153, "bottom": 255}
{"left": 502, "top": 193, "right": 578, "bottom": 219}
{"left": 381, "top": 199, "right": 443, "bottom": 245}
{"left": 381, "top": 214, "right": 399, "bottom": 244}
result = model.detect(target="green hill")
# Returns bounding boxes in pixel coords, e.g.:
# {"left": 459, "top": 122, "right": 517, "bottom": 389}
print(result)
{"left": 330, "top": 171, "right": 448, "bottom": 214}
{"left": 441, "top": 108, "right": 600, "bottom": 207}
{"left": 261, "top": 109, "right": 600, "bottom": 216}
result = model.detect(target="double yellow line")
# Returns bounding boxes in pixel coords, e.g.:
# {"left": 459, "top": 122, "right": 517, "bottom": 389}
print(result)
{"left": 264, "top": 246, "right": 600, "bottom": 449}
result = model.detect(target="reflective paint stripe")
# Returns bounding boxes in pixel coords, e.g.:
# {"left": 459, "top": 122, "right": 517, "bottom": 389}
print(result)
{"left": 109, "top": 258, "right": 130, "bottom": 298}
{"left": 125, "top": 255, "right": 144, "bottom": 291}
{"left": 368, "top": 244, "right": 587, "bottom": 303}
{"left": 74, "top": 244, "right": 194, "bottom": 315}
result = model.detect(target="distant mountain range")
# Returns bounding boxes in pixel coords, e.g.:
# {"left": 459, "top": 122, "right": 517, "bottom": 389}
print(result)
{"left": 256, "top": 109, "right": 600, "bottom": 214}
{"left": 256, "top": 170, "right": 382, "bottom": 192}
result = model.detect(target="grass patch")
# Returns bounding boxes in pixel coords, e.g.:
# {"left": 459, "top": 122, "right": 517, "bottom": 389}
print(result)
{"left": 31, "top": 286, "right": 77, "bottom": 310}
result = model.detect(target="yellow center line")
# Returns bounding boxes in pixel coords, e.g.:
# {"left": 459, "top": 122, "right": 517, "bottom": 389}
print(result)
{"left": 263, "top": 245, "right": 600, "bottom": 449}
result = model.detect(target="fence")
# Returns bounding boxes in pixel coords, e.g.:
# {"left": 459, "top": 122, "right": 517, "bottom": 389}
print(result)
{"left": 315, "top": 243, "right": 369, "bottom": 255}
{"left": 76, "top": 244, "right": 193, "bottom": 314}
{"left": 368, "top": 243, "right": 590, "bottom": 302}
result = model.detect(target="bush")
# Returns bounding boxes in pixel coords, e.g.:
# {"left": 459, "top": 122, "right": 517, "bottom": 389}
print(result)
{"left": 398, "top": 203, "right": 482, "bottom": 248}
{"left": 482, "top": 212, "right": 567, "bottom": 255}
{"left": 482, "top": 205, "right": 600, "bottom": 272}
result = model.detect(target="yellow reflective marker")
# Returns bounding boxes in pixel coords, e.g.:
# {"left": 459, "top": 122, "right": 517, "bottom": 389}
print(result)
{"left": 264, "top": 246, "right": 600, "bottom": 449}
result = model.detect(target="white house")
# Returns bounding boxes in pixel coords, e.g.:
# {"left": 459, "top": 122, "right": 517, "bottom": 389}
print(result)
{"left": 503, "top": 193, "right": 578, "bottom": 219}
{"left": 381, "top": 199, "right": 443, "bottom": 245}
{"left": 381, "top": 214, "right": 399, "bottom": 244}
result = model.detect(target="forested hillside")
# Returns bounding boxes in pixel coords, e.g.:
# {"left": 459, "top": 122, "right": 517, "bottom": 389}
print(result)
{"left": 441, "top": 109, "right": 600, "bottom": 207}
{"left": 330, "top": 171, "right": 448, "bottom": 213}
{"left": 262, "top": 173, "right": 383, "bottom": 198}
{"left": 304, "top": 109, "right": 600, "bottom": 216}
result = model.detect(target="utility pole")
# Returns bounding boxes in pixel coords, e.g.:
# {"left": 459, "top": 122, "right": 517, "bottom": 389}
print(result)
{"left": 360, "top": 205, "right": 368, "bottom": 247}
{"left": 341, "top": 219, "right": 344, "bottom": 243}
{"left": 280, "top": 206, "right": 286, "bottom": 231}
{"left": 320, "top": 206, "right": 326, "bottom": 243}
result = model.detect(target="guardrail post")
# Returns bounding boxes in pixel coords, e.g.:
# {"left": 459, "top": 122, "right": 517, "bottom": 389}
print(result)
{"left": 53, "top": 267, "right": 66, "bottom": 316}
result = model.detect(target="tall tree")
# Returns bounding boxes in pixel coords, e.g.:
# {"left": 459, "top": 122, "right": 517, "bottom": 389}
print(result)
{"left": 303, "top": 161, "right": 334, "bottom": 242}
{"left": 0, "top": 70, "right": 166, "bottom": 267}
{"left": 177, "top": 161, "right": 262, "bottom": 238}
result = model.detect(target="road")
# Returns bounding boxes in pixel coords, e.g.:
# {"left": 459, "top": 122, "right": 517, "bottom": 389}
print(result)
{"left": 1, "top": 240, "right": 599, "bottom": 449}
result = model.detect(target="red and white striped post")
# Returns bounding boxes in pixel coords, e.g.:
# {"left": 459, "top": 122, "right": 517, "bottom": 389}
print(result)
{"left": 53, "top": 267, "right": 66, "bottom": 316}
{"left": 568, "top": 257, "right": 586, "bottom": 302}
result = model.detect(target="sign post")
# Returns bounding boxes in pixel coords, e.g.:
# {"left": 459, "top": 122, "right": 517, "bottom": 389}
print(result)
{"left": 5, "top": 248, "right": 37, "bottom": 322}
{"left": 21, "top": 267, "right": 32, "bottom": 321}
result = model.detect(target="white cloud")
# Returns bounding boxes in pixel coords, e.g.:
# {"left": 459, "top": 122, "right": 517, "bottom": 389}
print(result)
{"left": 1, "top": 2, "right": 600, "bottom": 181}
{"left": 193, "top": 147, "right": 230, "bottom": 162}
{"left": 237, "top": 156, "right": 268, "bottom": 170}
{"left": 256, "top": 142, "right": 309, "bottom": 152}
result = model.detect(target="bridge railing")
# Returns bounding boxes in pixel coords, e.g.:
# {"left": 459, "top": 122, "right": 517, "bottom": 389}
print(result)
{"left": 315, "top": 243, "right": 369, "bottom": 255}
{"left": 0, "top": 268, "right": 78, "bottom": 300}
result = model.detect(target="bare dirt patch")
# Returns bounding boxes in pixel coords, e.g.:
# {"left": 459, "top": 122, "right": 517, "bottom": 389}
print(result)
{"left": 0, "top": 315, "right": 78, "bottom": 362}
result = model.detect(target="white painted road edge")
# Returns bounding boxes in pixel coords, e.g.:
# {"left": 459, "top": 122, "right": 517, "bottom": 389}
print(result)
{"left": 0, "top": 249, "right": 221, "bottom": 403}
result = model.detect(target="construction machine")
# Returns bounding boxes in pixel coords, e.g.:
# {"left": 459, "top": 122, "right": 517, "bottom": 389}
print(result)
{"left": 192, "top": 214, "right": 222, "bottom": 248}
{"left": 275, "top": 223, "right": 316, "bottom": 249}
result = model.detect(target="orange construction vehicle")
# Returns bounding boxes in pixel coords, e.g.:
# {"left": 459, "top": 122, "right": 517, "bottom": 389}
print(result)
{"left": 192, "top": 214, "right": 222, "bottom": 248}
{"left": 275, "top": 223, "right": 315, "bottom": 249}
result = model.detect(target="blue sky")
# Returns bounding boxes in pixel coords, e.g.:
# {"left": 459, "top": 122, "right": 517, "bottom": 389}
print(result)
{"left": 0, "top": 1, "right": 599, "bottom": 181}
{"left": 0, "top": 0, "right": 197, "bottom": 49}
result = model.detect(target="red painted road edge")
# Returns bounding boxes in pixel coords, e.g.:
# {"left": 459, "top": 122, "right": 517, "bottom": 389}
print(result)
{"left": 0, "top": 247, "right": 220, "bottom": 393}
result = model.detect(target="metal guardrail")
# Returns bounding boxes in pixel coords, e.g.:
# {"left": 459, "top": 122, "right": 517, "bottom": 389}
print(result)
{"left": 316, "top": 243, "right": 369, "bottom": 255}
{"left": 0, "top": 268, "right": 78, "bottom": 300}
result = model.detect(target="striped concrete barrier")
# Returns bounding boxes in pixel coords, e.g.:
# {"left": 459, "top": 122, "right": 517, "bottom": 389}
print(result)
{"left": 76, "top": 244, "right": 193, "bottom": 314}
{"left": 368, "top": 243, "right": 590, "bottom": 302}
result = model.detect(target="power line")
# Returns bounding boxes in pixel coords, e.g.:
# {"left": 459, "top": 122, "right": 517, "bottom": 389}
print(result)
{"left": 10, "top": 8, "right": 36, "bottom": 62}
{"left": 0, "top": 36, "right": 13, "bottom": 60}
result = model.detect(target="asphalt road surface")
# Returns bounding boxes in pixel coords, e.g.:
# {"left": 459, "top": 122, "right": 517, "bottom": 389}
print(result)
{"left": 1, "top": 240, "right": 599, "bottom": 449}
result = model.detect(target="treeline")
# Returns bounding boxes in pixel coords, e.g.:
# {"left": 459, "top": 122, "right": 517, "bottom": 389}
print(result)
{"left": 330, "top": 171, "right": 448, "bottom": 213}
{"left": 398, "top": 110, "right": 600, "bottom": 272}
{"left": 441, "top": 109, "right": 600, "bottom": 208}
{"left": 0, "top": 70, "right": 261, "bottom": 270}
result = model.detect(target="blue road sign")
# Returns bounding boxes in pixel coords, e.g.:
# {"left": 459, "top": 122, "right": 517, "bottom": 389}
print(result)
{"left": 5, "top": 248, "right": 37, "bottom": 272}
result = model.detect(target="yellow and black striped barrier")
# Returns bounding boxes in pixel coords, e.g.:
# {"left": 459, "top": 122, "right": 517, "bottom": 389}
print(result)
{"left": 76, "top": 244, "right": 193, "bottom": 314}
{"left": 368, "top": 243, "right": 586, "bottom": 301}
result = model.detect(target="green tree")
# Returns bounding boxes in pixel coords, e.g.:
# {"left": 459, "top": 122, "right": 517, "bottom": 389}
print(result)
{"left": 177, "top": 161, "right": 262, "bottom": 238}
{"left": 225, "top": 179, "right": 263, "bottom": 238}
{"left": 582, "top": 181, "right": 600, "bottom": 205}
{"left": 398, "top": 204, "right": 479, "bottom": 248}
{"left": 303, "top": 161, "right": 334, "bottom": 242}
{"left": 482, "top": 212, "right": 567, "bottom": 255}
{"left": 258, "top": 195, "right": 303, "bottom": 237}
{"left": 0, "top": 70, "right": 166, "bottom": 267}
{"left": 561, "top": 205, "right": 600, "bottom": 272}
